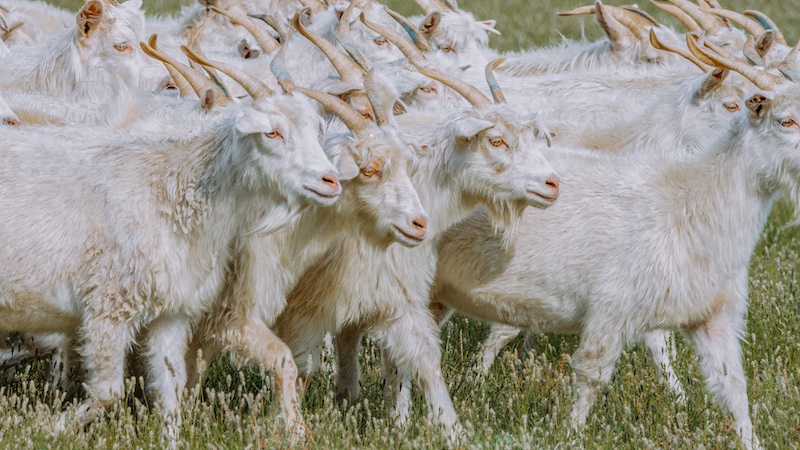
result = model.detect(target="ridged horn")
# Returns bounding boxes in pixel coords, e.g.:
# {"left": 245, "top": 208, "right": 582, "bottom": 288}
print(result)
{"left": 485, "top": 57, "right": 506, "bottom": 104}
{"left": 250, "top": 14, "right": 290, "bottom": 45}
{"left": 702, "top": 8, "right": 763, "bottom": 37}
{"left": 651, "top": 0, "right": 701, "bottom": 33}
{"left": 292, "top": 12, "right": 364, "bottom": 83}
{"left": 293, "top": 86, "right": 373, "bottom": 137}
{"left": 413, "top": 0, "right": 438, "bottom": 14}
{"left": 743, "top": 10, "right": 786, "bottom": 46}
{"left": 384, "top": 5, "right": 431, "bottom": 52}
{"left": 359, "top": 11, "right": 425, "bottom": 62}
{"left": 663, "top": 0, "right": 722, "bottom": 33}
{"left": 685, "top": 32, "right": 718, "bottom": 66}
{"left": 140, "top": 34, "right": 227, "bottom": 103}
{"left": 742, "top": 34, "right": 766, "bottom": 67}
{"left": 209, "top": 6, "right": 280, "bottom": 53}
{"left": 689, "top": 34, "right": 783, "bottom": 90}
{"left": 606, "top": 5, "right": 654, "bottom": 37}
{"left": 181, "top": 45, "right": 274, "bottom": 100}
{"left": 557, "top": 5, "right": 596, "bottom": 16}
{"left": 363, "top": 69, "right": 390, "bottom": 126}
{"left": 437, "top": 0, "right": 458, "bottom": 12}
{"left": 411, "top": 60, "right": 491, "bottom": 109}
{"left": 778, "top": 39, "right": 800, "bottom": 83}
{"left": 336, "top": 1, "right": 371, "bottom": 73}
{"left": 620, "top": 6, "right": 659, "bottom": 27}
{"left": 298, "top": 0, "right": 327, "bottom": 16}
{"left": 649, "top": 28, "right": 709, "bottom": 71}
{"left": 270, "top": 37, "right": 294, "bottom": 94}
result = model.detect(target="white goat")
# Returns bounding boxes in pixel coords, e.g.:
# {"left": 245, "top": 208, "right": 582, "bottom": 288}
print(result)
{"left": 274, "top": 60, "right": 558, "bottom": 436}
{"left": 0, "top": 79, "right": 339, "bottom": 438}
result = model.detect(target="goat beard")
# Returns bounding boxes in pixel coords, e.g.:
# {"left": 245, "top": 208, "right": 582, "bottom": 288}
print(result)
{"left": 483, "top": 200, "right": 525, "bottom": 251}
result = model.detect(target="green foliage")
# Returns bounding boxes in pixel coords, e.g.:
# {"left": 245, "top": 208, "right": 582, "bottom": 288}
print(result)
{"left": 3, "top": 1, "right": 798, "bottom": 448}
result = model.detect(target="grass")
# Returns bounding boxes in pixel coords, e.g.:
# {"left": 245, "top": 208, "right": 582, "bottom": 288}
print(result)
{"left": 4, "top": 0, "right": 799, "bottom": 448}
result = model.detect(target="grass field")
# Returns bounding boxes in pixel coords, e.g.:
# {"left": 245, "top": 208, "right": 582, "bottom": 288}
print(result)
{"left": 3, "top": 1, "right": 799, "bottom": 448}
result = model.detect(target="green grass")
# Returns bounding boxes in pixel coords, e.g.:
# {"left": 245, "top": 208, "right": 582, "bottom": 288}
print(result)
{"left": 4, "top": 0, "right": 799, "bottom": 448}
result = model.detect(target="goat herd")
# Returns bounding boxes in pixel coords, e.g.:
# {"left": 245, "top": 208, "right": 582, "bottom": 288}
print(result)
{"left": 0, "top": 0, "right": 797, "bottom": 447}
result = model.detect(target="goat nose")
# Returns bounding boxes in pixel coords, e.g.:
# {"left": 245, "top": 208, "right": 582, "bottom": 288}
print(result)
{"left": 3, "top": 117, "right": 19, "bottom": 127}
{"left": 321, "top": 172, "right": 340, "bottom": 193}
{"left": 411, "top": 216, "right": 427, "bottom": 235}
{"left": 545, "top": 174, "right": 559, "bottom": 197}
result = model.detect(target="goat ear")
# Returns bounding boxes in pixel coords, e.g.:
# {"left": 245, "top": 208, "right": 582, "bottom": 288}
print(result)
{"left": 478, "top": 19, "right": 501, "bottom": 35}
{"left": 393, "top": 100, "right": 408, "bottom": 116}
{"left": 234, "top": 108, "right": 272, "bottom": 135}
{"left": 755, "top": 31, "right": 774, "bottom": 58}
{"left": 327, "top": 146, "right": 360, "bottom": 181}
{"left": 694, "top": 68, "right": 729, "bottom": 100}
{"left": 77, "top": 1, "right": 104, "bottom": 40}
{"left": 454, "top": 117, "right": 494, "bottom": 141}
{"left": 420, "top": 12, "right": 441, "bottom": 35}
{"left": 745, "top": 93, "right": 772, "bottom": 119}
{"left": 198, "top": 88, "right": 216, "bottom": 113}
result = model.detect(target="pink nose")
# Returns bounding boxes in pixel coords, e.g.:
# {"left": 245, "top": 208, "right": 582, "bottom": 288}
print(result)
{"left": 321, "top": 172, "right": 340, "bottom": 193}
{"left": 3, "top": 117, "right": 19, "bottom": 127}
{"left": 411, "top": 216, "right": 427, "bottom": 236}
{"left": 545, "top": 174, "right": 559, "bottom": 198}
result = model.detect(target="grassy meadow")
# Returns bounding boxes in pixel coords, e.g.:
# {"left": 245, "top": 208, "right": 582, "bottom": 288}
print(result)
{"left": 3, "top": 0, "right": 799, "bottom": 448}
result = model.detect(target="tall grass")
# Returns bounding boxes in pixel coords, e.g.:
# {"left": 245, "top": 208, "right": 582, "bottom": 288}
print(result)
{"left": 5, "top": 1, "right": 799, "bottom": 448}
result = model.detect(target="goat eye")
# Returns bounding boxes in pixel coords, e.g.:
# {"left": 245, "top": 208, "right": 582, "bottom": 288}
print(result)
{"left": 440, "top": 45, "right": 455, "bottom": 53}
{"left": 489, "top": 137, "right": 504, "bottom": 147}
{"left": 780, "top": 118, "right": 796, "bottom": 128}
{"left": 723, "top": 102, "right": 739, "bottom": 112}
{"left": 265, "top": 131, "right": 282, "bottom": 139}
{"left": 362, "top": 112, "right": 373, "bottom": 121}
{"left": 361, "top": 166, "right": 378, "bottom": 177}
{"left": 114, "top": 43, "right": 130, "bottom": 52}
{"left": 419, "top": 85, "right": 434, "bottom": 93}
{"left": 374, "top": 37, "right": 387, "bottom": 46}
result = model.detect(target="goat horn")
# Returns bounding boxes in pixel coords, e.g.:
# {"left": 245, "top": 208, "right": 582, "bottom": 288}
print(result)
{"left": 359, "top": 11, "right": 425, "bottom": 62}
{"left": 437, "top": 0, "right": 458, "bottom": 12}
{"left": 384, "top": 6, "right": 431, "bottom": 52}
{"left": 186, "top": 18, "right": 232, "bottom": 99}
{"left": 662, "top": 0, "right": 722, "bottom": 33}
{"left": 649, "top": 28, "right": 709, "bottom": 71}
{"left": 742, "top": 34, "right": 766, "bottom": 67}
{"left": 485, "top": 57, "right": 506, "bottom": 104}
{"left": 778, "top": 38, "right": 800, "bottom": 83}
{"left": 293, "top": 86, "right": 373, "bottom": 136}
{"left": 620, "top": 6, "right": 659, "bottom": 27}
{"left": 606, "top": 5, "right": 654, "bottom": 37}
{"left": 209, "top": 6, "right": 280, "bottom": 53}
{"left": 743, "top": 10, "right": 786, "bottom": 46}
{"left": 650, "top": 1, "right": 700, "bottom": 33}
{"left": 297, "top": 0, "right": 327, "bottom": 15}
{"left": 189, "top": 43, "right": 233, "bottom": 100}
{"left": 689, "top": 34, "right": 783, "bottom": 90}
{"left": 336, "top": 1, "right": 371, "bottom": 73}
{"left": 250, "top": 14, "right": 290, "bottom": 45}
{"left": 141, "top": 35, "right": 227, "bottom": 104}
{"left": 363, "top": 69, "right": 390, "bottom": 126}
{"left": 412, "top": 0, "right": 438, "bottom": 14}
{"left": 293, "top": 12, "right": 364, "bottom": 83}
{"left": 181, "top": 45, "right": 275, "bottom": 100}
{"left": 702, "top": 8, "right": 763, "bottom": 38}
{"left": 557, "top": 5, "right": 596, "bottom": 16}
{"left": 411, "top": 60, "right": 491, "bottom": 109}
{"left": 685, "top": 32, "right": 719, "bottom": 66}
{"left": 164, "top": 66, "right": 194, "bottom": 98}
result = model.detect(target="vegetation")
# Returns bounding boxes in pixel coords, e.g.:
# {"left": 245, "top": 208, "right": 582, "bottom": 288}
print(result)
{"left": 1, "top": 1, "right": 797, "bottom": 448}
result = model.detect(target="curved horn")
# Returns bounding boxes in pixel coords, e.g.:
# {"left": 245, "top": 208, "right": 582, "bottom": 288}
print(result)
{"left": 411, "top": 60, "right": 491, "bottom": 109}
{"left": 778, "top": 39, "right": 800, "bottom": 83}
{"left": 689, "top": 34, "right": 783, "bottom": 90}
{"left": 141, "top": 35, "right": 227, "bottom": 103}
{"left": 293, "top": 86, "right": 373, "bottom": 137}
{"left": 485, "top": 57, "right": 506, "bottom": 104}
{"left": 270, "top": 37, "right": 294, "bottom": 94}
{"left": 363, "top": 69, "right": 390, "bottom": 126}
{"left": 649, "top": 28, "right": 709, "bottom": 71}
{"left": 437, "top": 0, "right": 458, "bottom": 12}
{"left": 663, "top": 0, "right": 722, "bottom": 33}
{"left": 606, "top": 5, "right": 655, "bottom": 37}
{"left": 685, "top": 32, "right": 719, "bottom": 66}
{"left": 251, "top": 14, "right": 290, "bottom": 45}
{"left": 743, "top": 10, "right": 786, "bottom": 46}
{"left": 359, "top": 11, "right": 426, "bottom": 62}
{"left": 742, "top": 34, "right": 766, "bottom": 67}
{"left": 620, "top": 6, "right": 659, "bottom": 27}
{"left": 413, "top": 0, "right": 438, "bottom": 14}
{"left": 384, "top": 6, "right": 431, "bottom": 52}
{"left": 209, "top": 6, "right": 280, "bottom": 53}
{"left": 557, "top": 5, "right": 596, "bottom": 16}
{"left": 650, "top": 1, "right": 700, "bottom": 33}
{"left": 181, "top": 45, "right": 275, "bottom": 100}
{"left": 298, "top": 0, "right": 327, "bottom": 16}
{"left": 336, "top": 1, "right": 371, "bottom": 73}
{"left": 292, "top": 12, "right": 364, "bottom": 83}
{"left": 703, "top": 8, "right": 763, "bottom": 37}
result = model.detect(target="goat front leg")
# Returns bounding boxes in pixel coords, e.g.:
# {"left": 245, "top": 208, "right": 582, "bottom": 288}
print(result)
{"left": 480, "top": 324, "right": 523, "bottom": 372}
{"left": 570, "top": 324, "right": 625, "bottom": 427}
{"left": 683, "top": 307, "right": 760, "bottom": 450}
{"left": 643, "top": 330, "right": 685, "bottom": 403}
{"left": 334, "top": 324, "right": 363, "bottom": 405}
{"left": 373, "top": 307, "right": 459, "bottom": 438}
